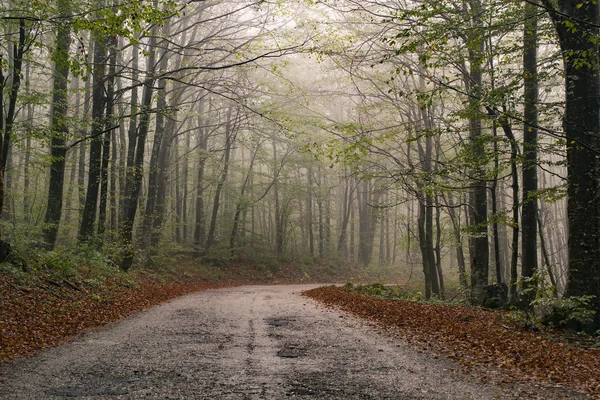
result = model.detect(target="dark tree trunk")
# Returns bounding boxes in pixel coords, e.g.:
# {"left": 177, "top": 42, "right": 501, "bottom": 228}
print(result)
{"left": 435, "top": 196, "right": 445, "bottom": 299}
{"left": 521, "top": 1, "right": 539, "bottom": 303}
{"left": 122, "top": 42, "right": 138, "bottom": 221}
{"left": 544, "top": 0, "right": 600, "bottom": 329}
{"left": 98, "top": 34, "right": 117, "bottom": 237}
{"left": 193, "top": 101, "right": 208, "bottom": 256}
{"left": 79, "top": 26, "right": 108, "bottom": 242}
{"left": 206, "top": 107, "right": 234, "bottom": 251}
{"left": 273, "top": 142, "right": 284, "bottom": 257}
{"left": 230, "top": 141, "right": 260, "bottom": 253}
{"left": 140, "top": 36, "right": 170, "bottom": 251}
{"left": 43, "top": 3, "right": 71, "bottom": 248}
{"left": 446, "top": 193, "right": 467, "bottom": 290}
{"left": 0, "top": 19, "right": 25, "bottom": 236}
{"left": 79, "top": 38, "right": 93, "bottom": 223}
{"left": 119, "top": 31, "right": 158, "bottom": 271}
{"left": 337, "top": 176, "right": 355, "bottom": 257}
{"left": 466, "top": 1, "right": 489, "bottom": 303}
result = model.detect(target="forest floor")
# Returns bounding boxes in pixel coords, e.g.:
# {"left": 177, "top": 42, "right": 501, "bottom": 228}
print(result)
{"left": 303, "top": 286, "right": 600, "bottom": 398}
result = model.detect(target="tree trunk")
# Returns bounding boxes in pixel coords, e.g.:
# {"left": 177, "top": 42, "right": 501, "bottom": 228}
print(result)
{"left": 98, "top": 34, "right": 117, "bottom": 237}
{"left": 140, "top": 33, "right": 170, "bottom": 251}
{"left": 0, "top": 18, "right": 25, "bottom": 236}
{"left": 206, "top": 107, "right": 234, "bottom": 251}
{"left": 546, "top": 0, "right": 600, "bottom": 329}
{"left": 193, "top": 100, "right": 208, "bottom": 256}
{"left": 307, "top": 167, "right": 314, "bottom": 258}
{"left": 79, "top": 24, "right": 108, "bottom": 242}
{"left": 119, "top": 30, "right": 158, "bottom": 271}
{"left": 230, "top": 141, "right": 260, "bottom": 253}
{"left": 521, "top": 1, "right": 539, "bottom": 304}
{"left": 43, "top": 1, "right": 71, "bottom": 248}
{"left": 466, "top": 0, "right": 489, "bottom": 305}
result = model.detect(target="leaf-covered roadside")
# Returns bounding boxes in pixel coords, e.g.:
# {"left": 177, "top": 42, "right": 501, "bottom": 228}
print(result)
{"left": 0, "top": 273, "right": 233, "bottom": 363}
{"left": 303, "top": 286, "right": 600, "bottom": 397}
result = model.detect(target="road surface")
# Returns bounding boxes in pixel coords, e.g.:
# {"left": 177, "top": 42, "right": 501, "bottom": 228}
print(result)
{"left": 0, "top": 285, "right": 585, "bottom": 399}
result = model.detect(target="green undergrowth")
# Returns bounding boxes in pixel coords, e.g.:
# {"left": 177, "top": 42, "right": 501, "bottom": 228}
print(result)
{"left": 0, "top": 237, "right": 411, "bottom": 295}
{"left": 340, "top": 282, "right": 467, "bottom": 305}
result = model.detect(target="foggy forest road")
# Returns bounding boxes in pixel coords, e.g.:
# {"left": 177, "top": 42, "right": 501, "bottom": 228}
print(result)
{"left": 0, "top": 285, "right": 586, "bottom": 399}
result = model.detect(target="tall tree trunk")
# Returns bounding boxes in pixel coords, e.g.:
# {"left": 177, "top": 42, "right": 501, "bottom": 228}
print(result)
{"left": 307, "top": 167, "right": 314, "bottom": 258}
{"left": 193, "top": 100, "right": 208, "bottom": 256}
{"left": 521, "top": 1, "right": 539, "bottom": 303}
{"left": 79, "top": 38, "right": 93, "bottom": 222}
{"left": 417, "top": 197, "right": 432, "bottom": 299}
{"left": 435, "top": 196, "right": 445, "bottom": 299}
{"left": 491, "top": 122, "right": 503, "bottom": 285}
{"left": 122, "top": 41, "right": 138, "bottom": 220}
{"left": 98, "top": 34, "right": 117, "bottom": 237}
{"left": 43, "top": 2, "right": 71, "bottom": 248}
{"left": 119, "top": 30, "right": 158, "bottom": 270}
{"left": 337, "top": 176, "right": 355, "bottom": 257}
{"left": 23, "top": 60, "right": 34, "bottom": 224}
{"left": 466, "top": 0, "right": 489, "bottom": 305}
{"left": 230, "top": 141, "right": 260, "bottom": 253}
{"left": 150, "top": 112, "right": 178, "bottom": 248}
{"left": 273, "top": 141, "right": 284, "bottom": 257}
{"left": 542, "top": 0, "right": 600, "bottom": 330}
{"left": 0, "top": 18, "right": 25, "bottom": 236}
{"left": 206, "top": 107, "right": 234, "bottom": 251}
{"left": 140, "top": 32, "right": 170, "bottom": 251}
{"left": 79, "top": 22, "right": 108, "bottom": 242}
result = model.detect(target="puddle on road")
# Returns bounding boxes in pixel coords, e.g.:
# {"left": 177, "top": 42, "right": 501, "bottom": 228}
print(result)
{"left": 277, "top": 343, "right": 305, "bottom": 358}
{"left": 264, "top": 317, "right": 295, "bottom": 327}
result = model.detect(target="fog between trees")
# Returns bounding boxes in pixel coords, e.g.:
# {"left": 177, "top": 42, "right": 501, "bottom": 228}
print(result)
{"left": 0, "top": 0, "right": 598, "bottom": 326}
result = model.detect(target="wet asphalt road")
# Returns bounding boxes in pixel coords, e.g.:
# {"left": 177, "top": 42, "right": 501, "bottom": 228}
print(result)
{"left": 0, "top": 285, "right": 587, "bottom": 399}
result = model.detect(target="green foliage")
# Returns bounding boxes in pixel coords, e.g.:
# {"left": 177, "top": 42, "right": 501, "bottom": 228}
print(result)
{"left": 0, "top": 262, "right": 31, "bottom": 285}
{"left": 533, "top": 295, "right": 597, "bottom": 329}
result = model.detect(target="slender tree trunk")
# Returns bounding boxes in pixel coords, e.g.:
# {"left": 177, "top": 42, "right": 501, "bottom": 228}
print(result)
{"left": 337, "top": 177, "right": 355, "bottom": 257}
{"left": 447, "top": 193, "right": 467, "bottom": 290}
{"left": 193, "top": 101, "right": 208, "bottom": 256}
{"left": 23, "top": 62, "right": 32, "bottom": 224}
{"left": 307, "top": 167, "right": 314, "bottom": 258}
{"left": 537, "top": 211, "right": 558, "bottom": 297}
{"left": 435, "top": 196, "right": 445, "bottom": 299}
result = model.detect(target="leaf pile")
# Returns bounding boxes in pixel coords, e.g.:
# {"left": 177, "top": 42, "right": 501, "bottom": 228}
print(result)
{"left": 303, "top": 286, "right": 600, "bottom": 397}
{"left": 0, "top": 274, "right": 229, "bottom": 362}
